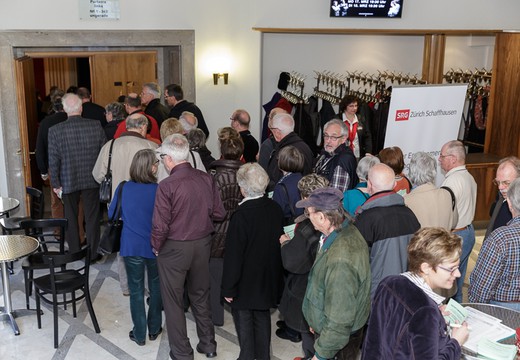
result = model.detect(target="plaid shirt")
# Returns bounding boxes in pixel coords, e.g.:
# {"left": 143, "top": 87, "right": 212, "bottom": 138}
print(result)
{"left": 468, "top": 216, "right": 520, "bottom": 303}
{"left": 48, "top": 115, "right": 107, "bottom": 194}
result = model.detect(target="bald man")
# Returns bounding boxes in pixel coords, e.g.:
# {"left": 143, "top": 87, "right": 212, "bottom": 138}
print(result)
{"left": 354, "top": 163, "right": 421, "bottom": 297}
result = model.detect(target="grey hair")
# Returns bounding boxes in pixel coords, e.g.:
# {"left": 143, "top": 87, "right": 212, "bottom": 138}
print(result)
{"left": 271, "top": 113, "right": 295, "bottom": 135}
{"left": 324, "top": 119, "right": 348, "bottom": 137}
{"left": 498, "top": 156, "right": 520, "bottom": 177}
{"left": 62, "top": 93, "right": 82, "bottom": 115}
{"left": 507, "top": 178, "right": 520, "bottom": 215}
{"left": 444, "top": 140, "right": 466, "bottom": 162}
{"left": 143, "top": 82, "right": 160, "bottom": 98}
{"left": 356, "top": 155, "right": 380, "bottom": 181}
{"left": 126, "top": 113, "right": 148, "bottom": 130}
{"left": 105, "top": 102, "right": 126, "bottom": 121}
{"left": 408, "top": 152, "right": 437, "bottom": 186}
{"left": 237, "top": 163, "right": 269, "bottom": 198}
{"left": 179, "top": 111, "right": 198, "bottom": 133}
{"left": 161, "top": 134, "right": 189, "bottom": 162}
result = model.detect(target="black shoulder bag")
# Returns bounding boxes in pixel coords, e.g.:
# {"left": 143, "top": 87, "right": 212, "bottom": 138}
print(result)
{"left": 99, "top": 139, "right": 115, "bottom": 203}
{"left": 98, "top": 181, "right": 126, "bottom": 255}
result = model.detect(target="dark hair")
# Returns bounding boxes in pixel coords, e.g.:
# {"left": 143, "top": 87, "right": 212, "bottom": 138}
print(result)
{"left": 338, "top": 95, "right": 359, "bottom": 114}
{"left": 379, "top": 146, "right": 405, "bottom": 175}
{"left": 278, "top": 146, "right": 304, "bottom": 173}
{"left": 66, "top": 86, "right": 78, "bottom": 94}
{"left": 220, "top": 137, "right": 244, "bottom": 160}
{"left": 77, "top": 87, "right": 91, "bottom": 99}
{"left": 165, "top": 84, "right": 184, "bottom": 100}
{"left": 129, "top": 149, "right": 157, "bottom": 184}
{"left": 125, "top": 95, "right": 141, "bottom": 108}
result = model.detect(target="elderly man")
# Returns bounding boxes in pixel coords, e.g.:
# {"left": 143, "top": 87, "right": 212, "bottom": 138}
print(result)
{"left": 230, "top": 109, "right": 259, "bottom": 163}
{"left": 296, "top": 187, "right": 371, "bottom": 360}
{"left": 314, "top": 119, "right": 358, "bottom": 192}
{"left": 165, "top": 83, "right": 209, "bottom": 137}
{"left": 48, "top": 93, "right": 106, "bottom": 258}
{"left": 485, "top": 156, "right": 520, "bottom": 237}
{"left": 258, "top": 107, "right": 287, "bottom": 170}
{"left": 93, "top": 113, "right": 158, "bottom": 295}
{"left": 113, "top": 94, "right": 161, "bottom": 142}
{"left": 439, "top": 140, "right": 477, "bottom": 302}
{"left": 354, "top": 163, "right": 420, "bottom": 297}
{"left": 151, "top": 134, "right": 225, "bottom": 359}
{"left": 469, "top": 178, "right": 520, "bottom": 311}
{"left": 141, "top": 82, "right": 169, "bottom": 126}
{"left": 179, "top": 111, "right": 198, "bottom": 134}
{"left": 266, "top": 113, "right": 314, "bottom": 191}
{"left": 404, "top": 151, "right": 458, "bottom": 229}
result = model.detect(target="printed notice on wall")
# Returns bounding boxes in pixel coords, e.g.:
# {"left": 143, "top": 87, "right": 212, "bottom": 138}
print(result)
{"left": 79, "top": 0, "right": 120, "bottom": 20}
{"left": 330, "top": 0, "right": 403, "bottom": 18}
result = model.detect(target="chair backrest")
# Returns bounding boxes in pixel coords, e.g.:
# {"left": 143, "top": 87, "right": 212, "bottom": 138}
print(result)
{"left": 26, "top": 186, "right": 45, "bottom": 219}
{"left": 43, "top": 246, "right": 91, "bottom": 293}
{"left": 20, "top": 218, "right": 67, "bottom": 254}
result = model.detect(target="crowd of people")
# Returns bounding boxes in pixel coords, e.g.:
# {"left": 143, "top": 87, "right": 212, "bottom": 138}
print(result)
{"left": 34, "top": 87, "right": 520, "bottom": 360}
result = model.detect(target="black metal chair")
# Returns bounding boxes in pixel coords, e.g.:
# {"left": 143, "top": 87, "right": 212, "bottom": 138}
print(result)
{"left": 0, "top": 186, "right": 45, "bottom": 234}
{"left": 20, "top": 218, "right": 68, "bottom": 310}
{"left": 34, "top": 245, "right": 101, "bottom": 348}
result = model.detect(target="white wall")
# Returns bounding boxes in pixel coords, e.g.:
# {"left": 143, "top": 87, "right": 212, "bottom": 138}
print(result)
{"left": 0, "top": 0, "right": 517, "bottom": 158}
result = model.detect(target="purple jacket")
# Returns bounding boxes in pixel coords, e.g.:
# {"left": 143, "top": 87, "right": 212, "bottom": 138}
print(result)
{"left": 362, "top": 275, "right": 461, "bottom": 360}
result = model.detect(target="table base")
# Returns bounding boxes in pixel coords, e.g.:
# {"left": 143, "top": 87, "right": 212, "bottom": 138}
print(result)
{"left": 0, "top": 308, "right": 41, "bottom": 335}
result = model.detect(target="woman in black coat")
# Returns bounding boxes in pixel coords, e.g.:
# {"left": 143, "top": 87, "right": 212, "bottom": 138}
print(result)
{"left": 221, "top": 163, "right": 284, "bottom": 360}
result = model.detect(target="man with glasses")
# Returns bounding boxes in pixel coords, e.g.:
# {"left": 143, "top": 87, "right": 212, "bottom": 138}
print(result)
{"left": 485, "top": 156, "right": 520, "bottom": 238}
{"left": 469, "top": 178, "right": 520, "bottom": 311}
{"left": 141, "top": 82, "right": 169, "bottom": 127}
{"left": 314, "top": 119, "right": 358, "bottom": 192}
{"left": 438, "top": 140, "right": 477, "bottom": 303}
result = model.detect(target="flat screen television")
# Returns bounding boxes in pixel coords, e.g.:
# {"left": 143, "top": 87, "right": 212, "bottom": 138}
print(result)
{"left": 330, "top": 0, "right": 403, "bottom": 18}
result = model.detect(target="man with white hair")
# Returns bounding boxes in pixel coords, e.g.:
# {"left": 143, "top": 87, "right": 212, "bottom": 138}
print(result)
{"left": 469, "top": 177, "right": 520, "bottom": 311}
{"left": 354, "top": 163, "right": 420, "bottom": 297}
{"left": 266, "top": 113, "right": 314, "bottom": 191}
{"left": 151, "top": 134, "right": 225, "bottom": 359}
{"left": 141, "top": 82, "right": 169, "bottom": 126}
{"left": 314, "top": 119, "right": 358, "bottom": 192}
{"left": 179, "top": 111, "right": 198, "bottom": 134}
{"left": 439, "top": 140, "right": 477, "bottom": 302}
{"left": 48, "top": 93, "right": 106, "bottom": 259}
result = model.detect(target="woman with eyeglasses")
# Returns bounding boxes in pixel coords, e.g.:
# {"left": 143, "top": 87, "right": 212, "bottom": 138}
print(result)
{"left": 109, "top": 149, "right": 163, "bottom": 346}
{"left": 361, "top": 227, "right": 469, "bottom": 359}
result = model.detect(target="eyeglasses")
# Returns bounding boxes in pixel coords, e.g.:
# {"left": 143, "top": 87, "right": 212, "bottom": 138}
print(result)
{"left": 437, "top": 265, "right": 459, "bottom": 275}
{"left": 323, "top": 134, "right": 344, "bottom": 141}
{"left": 493, "top": 179, "right": 512, "bottom": 187}
{"left": 439, "top": 154, "right": 454, "bottom": 159}
{"left": 154, "top": 159, "right": 160, "bottom": 165}
{"left": 159, "top": 153, "right": 168, "bottom": 159}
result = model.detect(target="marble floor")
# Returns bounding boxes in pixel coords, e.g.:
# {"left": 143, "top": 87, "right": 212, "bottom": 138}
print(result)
{"left": 0, "top": 252, "right": 302, "bottom": 360}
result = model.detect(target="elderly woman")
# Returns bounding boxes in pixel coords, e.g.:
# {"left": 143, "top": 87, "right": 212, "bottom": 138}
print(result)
{"left": 277, "top": 174, "right": 329, "bottom": 358}
{"left": 404, "top": 152, "right": 458, "bottom": 229}
{"left": 221, "top": 163, "right": 284, "bottom": 360}
{"left": 343, "top": 155, "right": 380, "bottom": 216}
{"left": 104, "top": 102, "right": 127, "bottom": 140}
{"left": 362, "top": 227, "right": 469, "bottom": 360}
{"left": 379, "top": 146, "right": 412, "bottom": 195}
{"left": 109, "top": 149, "right": 163, "bottom": 346}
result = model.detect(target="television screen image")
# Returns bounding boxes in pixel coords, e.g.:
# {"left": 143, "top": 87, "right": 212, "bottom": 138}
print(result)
{"left": 330, "top": 0, "right": 403, "bottom": 18}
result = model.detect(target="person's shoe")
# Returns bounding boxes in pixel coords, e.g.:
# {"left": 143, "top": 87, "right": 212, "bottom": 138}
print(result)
{"left": 276, "top": 320, "right": 287, "bottom": 329}
{"left": 149, "top": 327, "right": 162, "bottom": 341}
{"left": 129, "top": 330, "right": 145, "bottom": 346}
{"left": 196, "top": 345, "right": 217, "bottom": 358}
{"left": 276, "top": 328, "right": 302, "bottom": 342}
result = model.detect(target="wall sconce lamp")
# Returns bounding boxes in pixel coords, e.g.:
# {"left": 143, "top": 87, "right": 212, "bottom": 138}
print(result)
{"left": 213, "top": 73, "right": 229, "bottom": 85}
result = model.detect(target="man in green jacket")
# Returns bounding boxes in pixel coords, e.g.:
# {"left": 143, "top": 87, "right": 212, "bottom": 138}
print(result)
{"left": 296, "top": 187, "right": 371, "bottom": 360}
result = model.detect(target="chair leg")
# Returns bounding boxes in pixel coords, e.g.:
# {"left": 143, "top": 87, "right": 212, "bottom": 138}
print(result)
{"left": 23, "top": 269, "right": 31, "bottom": 310}
{"left": 53, "top": 299, "right": 59, "bottom": 348}
{"left": 36, "top": 290, "right": 41, "bottom": 329}
{"left": 72, "top": 292, "right": 77, "bottom": 318}
{"left": 85, "top": 288, "right": 100, "bottom": 333}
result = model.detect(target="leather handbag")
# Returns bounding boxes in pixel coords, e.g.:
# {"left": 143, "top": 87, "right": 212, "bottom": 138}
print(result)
{"left": 99, "top": 139, "right": 116, "bottom": 203}
{"left": 98, "top": 181, "right": 126, "bottom": 255}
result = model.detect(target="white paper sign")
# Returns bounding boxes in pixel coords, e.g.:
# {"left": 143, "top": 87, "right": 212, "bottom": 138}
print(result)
{"left": 383, "top": 84, "right": 468, "bottom": 185}
{"left": 79, "top": 0, "right": 120, "bottom": 20}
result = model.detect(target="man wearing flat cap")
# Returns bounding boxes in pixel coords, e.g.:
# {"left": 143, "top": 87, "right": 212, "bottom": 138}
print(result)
{"left": 297, "top": 187, "right": 371, "bottom": 360}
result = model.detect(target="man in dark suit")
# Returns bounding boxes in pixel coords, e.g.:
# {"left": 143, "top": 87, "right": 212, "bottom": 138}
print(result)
{"left": 141, "top": 82, "right": 169, "bottom": 127}
{"left": 230, "top": 109, "right": 259, "bottom": 163}
{"left": 78, "top": 87, "right": 107, "bottom": 127}
{"left": 165, "top": 83, "right": 210, "bottom": 138}
{"left": 48, "top": 93, "right": 106, "bottom": 258}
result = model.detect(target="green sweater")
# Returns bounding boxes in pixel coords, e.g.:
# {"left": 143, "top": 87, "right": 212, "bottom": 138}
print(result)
{"left": 303, "top": 221, "right": 371, "bottom": 360}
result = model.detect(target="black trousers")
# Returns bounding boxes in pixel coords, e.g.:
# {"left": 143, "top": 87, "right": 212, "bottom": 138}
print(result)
{"left": 232, "top": 308, "right": 271, "bottom": 360}
{"left": 315, "top": 326, "right": 365, "bottom": 360}
{"left": 157, "top": 236, "right": 216, "bottom": 360}
{"left": 62, "top": 188, "right": 100, "bottom": 256}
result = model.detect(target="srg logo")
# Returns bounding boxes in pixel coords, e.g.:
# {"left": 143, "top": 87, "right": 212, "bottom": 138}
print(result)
{"left": 395, "top": 109, "right": 410, "bottom": 121}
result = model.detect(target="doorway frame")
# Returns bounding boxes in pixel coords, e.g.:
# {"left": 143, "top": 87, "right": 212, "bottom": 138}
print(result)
{"left": 0, "top": 30, "right": 194, "bottom": 214}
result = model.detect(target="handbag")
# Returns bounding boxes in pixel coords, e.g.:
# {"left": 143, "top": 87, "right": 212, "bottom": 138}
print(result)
{"left": 98, "top": 181, "right": 126, "bottom": 255}
{"left": 99, "top": 139, "right": 116, "bottom": 203}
